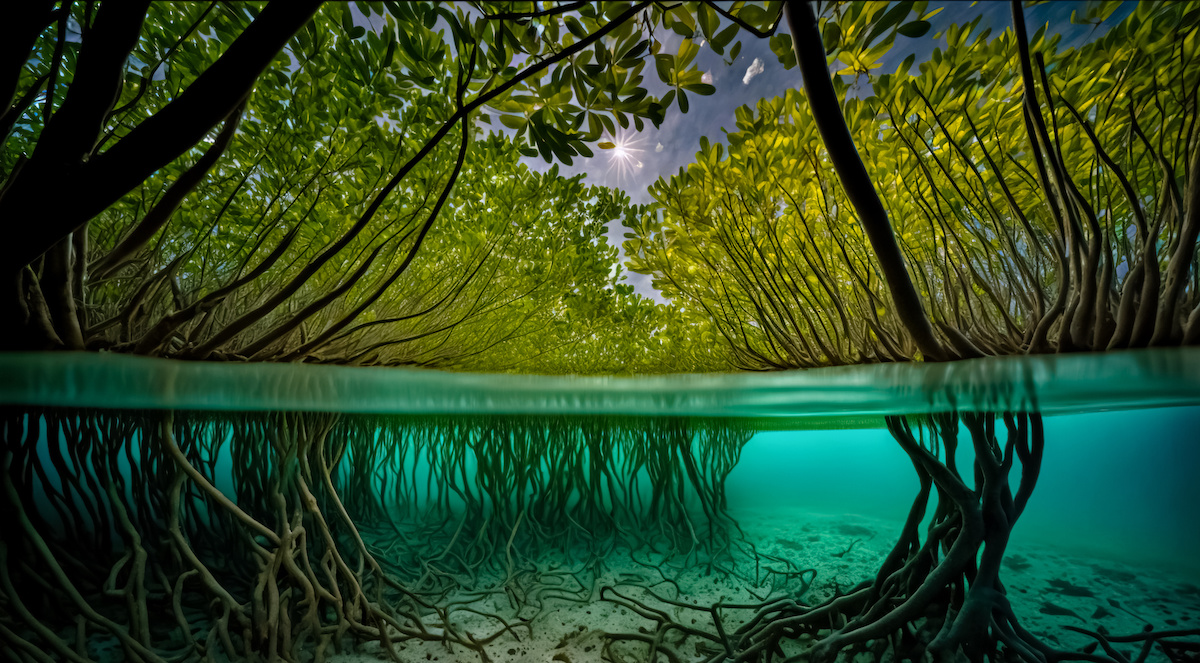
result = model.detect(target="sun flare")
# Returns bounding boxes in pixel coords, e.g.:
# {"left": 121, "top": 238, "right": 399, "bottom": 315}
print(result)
{"left": 602, "top": 132, "right": 646, "bottom": 188}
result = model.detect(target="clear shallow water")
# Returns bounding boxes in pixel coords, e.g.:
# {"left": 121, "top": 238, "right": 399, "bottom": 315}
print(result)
{"left": 730, "top": 407, "right": 1200, "bottom": 576}
{"left": 2, "top": 349, "right": 1199, "bottom": 662}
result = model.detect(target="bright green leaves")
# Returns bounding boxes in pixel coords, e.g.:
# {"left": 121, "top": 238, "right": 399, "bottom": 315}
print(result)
{"left": 677, "top": 37, "right": 701, "bottom": 70}
{"left": 630, "top": 2, "right": 1199, "bottom": 369}
{"left": 676, "top": 40, "right": 715, "bottom": 104}
{"left": 472, "top": 0, "right": 762, "bottom": 163}
{"left": 464, "top": 0, "right": 771, "bottom": 142}
{"left": 499, "top": 114, "right": 527, "bottom": 130}
{"left": 816, "top": 1, "right": 943, "bottom": 77}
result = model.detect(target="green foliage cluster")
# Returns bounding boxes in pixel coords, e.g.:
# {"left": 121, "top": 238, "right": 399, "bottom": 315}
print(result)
{"left": 3, "top": 1, "right": 756, "bottom": 373}
{"left": 625, "top": 1, "right": 1200, "bottom": 368}
{"left": 7, "top": 1, "right": 1195, "bottom": 374}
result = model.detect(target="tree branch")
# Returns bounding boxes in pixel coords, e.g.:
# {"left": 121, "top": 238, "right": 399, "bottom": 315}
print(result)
{"left": 478, "top": 1, "right": 589, "bottom": 22}
{"left": 0, "top": 0, "right": 321, "bottom": 269}
{"left": 0, "top": 0, "right": 56, "bottom": 114}
{"left": 90, "top": 104, "right": 245, "bottom": 280}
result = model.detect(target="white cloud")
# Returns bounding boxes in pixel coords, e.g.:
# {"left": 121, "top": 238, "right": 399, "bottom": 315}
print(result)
{"left": 655, "top": 142, "right": 664, "bottom": 153}
{"left": 743, "top": 58, "right": 764, "bottom": 85}
{"left": 701, "top": 71, "right": 713, "bottom": 84}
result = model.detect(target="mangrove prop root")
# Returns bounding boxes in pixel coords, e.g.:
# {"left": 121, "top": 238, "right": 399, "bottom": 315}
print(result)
{"left": 0, "top": 408, "right": 749, "bottom": 662}
{"left": 597, "top": 411, "right": 1200, "bottom": 663}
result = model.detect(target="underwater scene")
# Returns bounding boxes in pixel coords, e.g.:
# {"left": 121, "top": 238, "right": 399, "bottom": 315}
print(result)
{"left": 2, "top": 350, "right": 1199, "bottom": 663}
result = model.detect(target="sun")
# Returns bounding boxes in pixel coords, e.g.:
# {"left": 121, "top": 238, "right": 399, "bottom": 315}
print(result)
{"left": 600, "top": 132, "right": 646, "bottom": 189}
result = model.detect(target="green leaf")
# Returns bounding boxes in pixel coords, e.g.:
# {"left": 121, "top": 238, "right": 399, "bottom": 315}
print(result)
{"left": 564, "top": 16, "right": 587, "bottom": 39}
{"left": 654, "top": 54, "right": 675, "bottom": 83}
{"left": 897, "top": 20, "right": 931, "bottom": 38}
{"left": 699, "top": 3, "right": 719, "bottom": 42}
{"left": 736, "top": 5, "right": 767, "bottom": 28}
{"left": 823, "top": 22, "right": 841, "bottom": 54}
{"left": 499, "top": 114, "right": 526, "bottom": 130}
{"left": 383, "top": 38, "right": 397, "bottom": 68}
{"left": 598, "top": 141, "right": 616, "bottom": 149}
{"left": 712, "top": 23, "right": 739, "bottom": 52}
{"left": 769, "top": 34, "right": 795, "bottom": 68}
{"left": 865, "top": 1, "right": 914, "bottom": 46}
{"left": 603, "top": 2, "right": 632, "bottom": 20}
{"left": 677, "top": 38, "right": 699, "bottom": 68}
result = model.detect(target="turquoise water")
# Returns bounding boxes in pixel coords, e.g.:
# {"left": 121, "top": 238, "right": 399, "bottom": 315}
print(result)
{"left": 730, "top": 408, "right": 1200, "bottom": 575}
{"left": 2, "top": 349, "right": 1199, "bottom": 662}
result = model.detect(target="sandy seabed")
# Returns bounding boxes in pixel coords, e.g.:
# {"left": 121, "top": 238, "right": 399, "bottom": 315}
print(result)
{"left": 313, "top": 506, "right": 1200, "bottom": 663}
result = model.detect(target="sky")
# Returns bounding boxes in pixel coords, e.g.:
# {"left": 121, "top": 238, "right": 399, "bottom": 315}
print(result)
{"left": 501, "top": 1, "right": 1136, "bottom": 299}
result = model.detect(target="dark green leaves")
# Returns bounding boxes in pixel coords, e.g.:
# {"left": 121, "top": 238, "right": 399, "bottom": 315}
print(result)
{"left": 770, "top": 34, "right": 796, "bottom": 68}
{"left": 340, "top": 6, "right": 366, "bottom": 38}
{"left": 698, "top": 3, "right": 719, "bottom": 42}
{"left": 865, "top": 1, "right": 914, "bottom": 46}
{"left": 735, "top": 5, "right": 768, "bottom": 29}
{"left": 710, "top": 23, "right": 740, "bottom": 55}
{"left": 823, "top": 22, "right": 842, "bottom": 54}
{"left": 897, "top": 20, "right": 932, "bottom": 38}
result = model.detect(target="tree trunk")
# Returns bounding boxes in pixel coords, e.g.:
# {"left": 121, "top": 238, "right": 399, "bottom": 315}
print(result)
{"left": 786, "top": 1, "right": 950, "bottom": 362}
{"left": 0, "top": 0, "right": 322, "bottom": 271}
{"left": 0, "top": 0, "right": 56, "bottom": 113}
{"left": 1150, "top": 138, "right": 1200, "bottom": 346}
{"left": 41, "top": 235, "right": 84, "bottom": 349}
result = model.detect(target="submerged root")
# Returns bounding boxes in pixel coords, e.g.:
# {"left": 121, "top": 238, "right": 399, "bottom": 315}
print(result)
{"left": 596, "top": 411, "right": 1200, "bottom": 663}
{"left": 0, "top": 408, "right": 749, "bottom": 662}
{"left": 7, "top": 407, "right": 1193, "bottom": 663}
